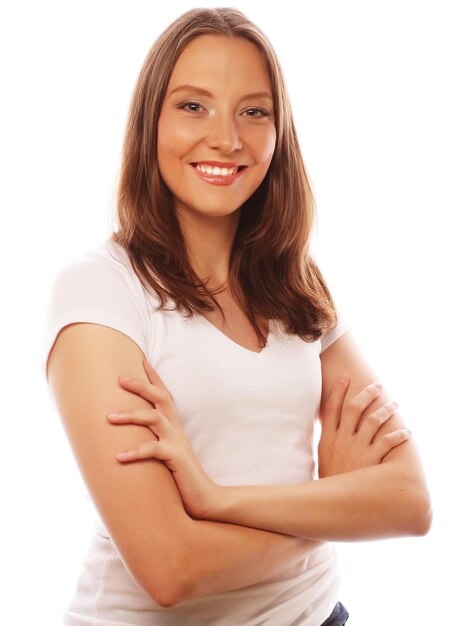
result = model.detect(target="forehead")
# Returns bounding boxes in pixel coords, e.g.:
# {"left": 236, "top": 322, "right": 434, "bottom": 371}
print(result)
{"left": 167, "top": 35, "right": 272, "bottom": 96}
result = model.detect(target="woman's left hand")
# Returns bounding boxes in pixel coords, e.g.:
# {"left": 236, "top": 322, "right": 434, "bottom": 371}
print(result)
{"left": 107, "top": 359, "right": 220, "bottom": 519}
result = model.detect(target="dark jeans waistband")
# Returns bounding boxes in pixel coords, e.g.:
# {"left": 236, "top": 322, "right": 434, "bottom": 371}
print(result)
{"left": 320, "top": 601, "right": 349, "bottom": 626}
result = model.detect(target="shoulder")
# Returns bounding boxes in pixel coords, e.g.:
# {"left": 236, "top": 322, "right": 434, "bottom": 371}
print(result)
{"left": 320, "top": 311, "right": 350, "bottom": 353}
{"left": 41, "top": 238, "right": 153, "bottom": 382}
{"left": 49, "top": 238, "right": 145, "bottom": 299}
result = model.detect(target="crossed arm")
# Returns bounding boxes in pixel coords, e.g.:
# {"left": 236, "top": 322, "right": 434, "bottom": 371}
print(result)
{"left": 209, "top": 334, "right": 432, "bottom": 542}
{"left": 114, "top": 331, "right": 432, "bottom": 543}
{"left": 47, "top": 323, "right": 432, "bottom": 607}
{"left": 47, "top": 323, "right": 320, "bottom": 607}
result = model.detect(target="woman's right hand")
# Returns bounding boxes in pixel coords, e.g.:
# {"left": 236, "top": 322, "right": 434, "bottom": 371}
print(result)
{"left": 317, "top": 375, "right": 411, "bottom": 479}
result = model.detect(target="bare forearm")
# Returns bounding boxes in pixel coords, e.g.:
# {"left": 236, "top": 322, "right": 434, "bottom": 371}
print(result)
{"left": 207, "top": 461, "right": 432, "bottom": 542}
{"left": 176, "top": 517, "right": 318, "bottom": 602}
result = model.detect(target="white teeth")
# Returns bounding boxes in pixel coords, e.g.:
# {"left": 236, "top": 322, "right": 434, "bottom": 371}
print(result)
{"left": 196, "top": 164, "right": 239, "bottom": 176}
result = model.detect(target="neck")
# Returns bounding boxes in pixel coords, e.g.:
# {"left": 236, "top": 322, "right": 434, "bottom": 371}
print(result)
{"left": 176, "top": 205, "right": 241, "bottom": 288}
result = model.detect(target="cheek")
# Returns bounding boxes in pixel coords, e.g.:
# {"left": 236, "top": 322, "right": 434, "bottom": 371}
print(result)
{"left": 157, "top": 114, "right": 201, "bottom": 162}
{"left": 157, "top": 115, "right": 201, "bottom": 194}
{"left": 245, "top": 126, "right": 277, "bottom": 166}
{"left": 157, "top": 132, "right": 181, "bottom": 167}
{"left": 262, "top": 131, "right": 277, "bottom": 164}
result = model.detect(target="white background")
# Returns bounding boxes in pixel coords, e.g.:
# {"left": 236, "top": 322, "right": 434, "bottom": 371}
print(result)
{"left": 1, "top": 1, "right": 473, "bottom": 624}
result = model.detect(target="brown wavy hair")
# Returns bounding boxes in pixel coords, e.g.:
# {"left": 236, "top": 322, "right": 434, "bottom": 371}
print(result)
{"left": 111, "top": 7, "right": 338, "bottom": 348}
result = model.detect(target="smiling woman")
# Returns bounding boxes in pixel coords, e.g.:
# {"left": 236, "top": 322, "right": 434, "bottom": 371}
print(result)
{"left": 41, "top": 6, "right": 431, "bottom": 626}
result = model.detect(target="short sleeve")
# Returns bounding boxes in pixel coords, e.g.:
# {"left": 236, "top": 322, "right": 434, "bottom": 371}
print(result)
{"left": 320, "top": 310, "right": 349, "bottom": 353}
{"left": 40, "top": 240, "right": 152, "bottom": 382}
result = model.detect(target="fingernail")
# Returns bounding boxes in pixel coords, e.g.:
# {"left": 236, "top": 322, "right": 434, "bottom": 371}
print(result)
{"left": 119, "top": 375, "right": 131, "bottom": 382}
{"left": 339, "top": 374, "right": 349, "bottom": 384}
{"left": 117, "top": 451, "right": 130, "bottom": 459}
{"left": 108, "top": 412, "right": 119, "bottom": 418}
{"left": 373, "top": 382, "right": 383, "bottom": 390}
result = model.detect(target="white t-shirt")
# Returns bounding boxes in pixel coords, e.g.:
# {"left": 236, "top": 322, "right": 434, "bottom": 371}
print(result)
{"left": 41, "top": 238, "right": 350, "bottom": 626}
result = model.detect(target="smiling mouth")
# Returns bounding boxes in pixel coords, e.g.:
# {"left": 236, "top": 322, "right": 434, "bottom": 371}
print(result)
{"left": 190, "top": 163, "right": 248, "bottom": 186}
{"left": 191, "top": 163, "right": 247, "bottom": 176}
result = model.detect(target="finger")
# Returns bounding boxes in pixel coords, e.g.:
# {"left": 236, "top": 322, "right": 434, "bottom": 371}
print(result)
{"left": 142, "top": 361, "right": 185, "bottom": 430}
{"left": 374, "top": 429, "right": 411, "bottom": 459}
{"left": 320, "top": 374, "right": 350, "bottom": 433}
{"left": 118, "top": 375, "right": 169, "bottom": 406}
{"left": 339, "top": 382, "right": 384, "bottom": 436}
{"left": 125, "top": 363, "right": 186, "bottom": 439}
{"left": 116, "top": 439, "right": 176, "bottom": 463}
{"left": 357, "top": 400, "right": 399, "bottom": 445}
{"left": 143, "top": 359, "right": 167, "bottom": 387}
{"left": 107, "top": 408, "right": 173, "bottom": 437}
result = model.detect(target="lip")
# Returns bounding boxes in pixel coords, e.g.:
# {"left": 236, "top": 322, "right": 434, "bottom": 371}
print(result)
{"left": 190, "top": 163, "right": 247, "bottom": 186}
{"left": 191, "top": 161, "right": 246, "bottom": 168}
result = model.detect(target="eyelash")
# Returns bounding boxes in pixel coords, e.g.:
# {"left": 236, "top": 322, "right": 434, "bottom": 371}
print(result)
{"left": 177, "top": 101, "right": 271, "bottom": 117}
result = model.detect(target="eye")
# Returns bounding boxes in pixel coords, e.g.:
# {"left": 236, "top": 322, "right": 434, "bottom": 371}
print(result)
{"left": 242, "top": 107, "right": 271, "bottom": 118}
{"left": 178, "top": 101, "right": 206, "bottom": 113}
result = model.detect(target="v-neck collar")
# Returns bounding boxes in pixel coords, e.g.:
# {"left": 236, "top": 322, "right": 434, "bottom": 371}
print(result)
{"left": 196, "top": 313, "right": 274, "bottom": 355}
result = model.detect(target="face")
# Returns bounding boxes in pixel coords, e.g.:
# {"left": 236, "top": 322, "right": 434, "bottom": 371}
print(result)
{"left": 157, "top": 35, "right": 276, "bottom": 221}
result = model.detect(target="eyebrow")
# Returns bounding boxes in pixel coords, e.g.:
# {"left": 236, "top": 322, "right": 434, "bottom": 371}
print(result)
{"left": 168, "top": 84, "right": 273, "bottom": 101}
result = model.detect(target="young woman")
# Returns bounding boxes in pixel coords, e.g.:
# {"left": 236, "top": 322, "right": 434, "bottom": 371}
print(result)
{"left": 42, "top": 7, "right": 432, "bottom": 625}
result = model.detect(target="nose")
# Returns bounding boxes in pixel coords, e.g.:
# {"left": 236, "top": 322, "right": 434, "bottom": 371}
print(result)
{"left": 206, "top": 113, "right": 242, "bottom": 154}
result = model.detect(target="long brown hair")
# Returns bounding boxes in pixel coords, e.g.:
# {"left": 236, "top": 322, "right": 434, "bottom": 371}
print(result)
{"left": 112, "top": 7, "right": 338, "bottom": 348}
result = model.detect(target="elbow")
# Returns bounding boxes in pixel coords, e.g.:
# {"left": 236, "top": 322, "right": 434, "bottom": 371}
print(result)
{"left": 148, "top": 520, "right": 210, "bottom": 608}
{"left": 404, "top": 484, "right": 433, "bottom": 537}
{"left": 149, "top": 549, "right": 198, "bottom": 608}
{"left": 413, "top": 492, "right": 433, "bottom": 536}
{"left": 154, "top": 563, "right": 209, "bottom": 608}
{"left": 151, "top": 576, "right": 187, "bottom": 608}
{"left": 150, "top": 561, "right": 193, "bottom": 608}
{"left": 152, "top": 593, "right": 175, "bottom": 609}
{"left": 386, "top": 462, "right": 433, "bottom": 538}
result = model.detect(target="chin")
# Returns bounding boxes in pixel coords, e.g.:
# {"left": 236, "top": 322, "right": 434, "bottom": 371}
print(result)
{"left": 196, "top": 205, "right": 242, "bottom": 218}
